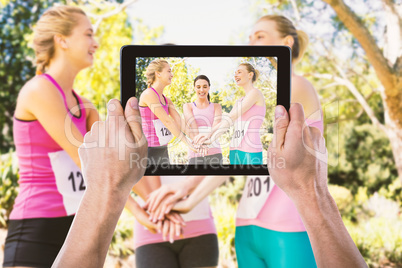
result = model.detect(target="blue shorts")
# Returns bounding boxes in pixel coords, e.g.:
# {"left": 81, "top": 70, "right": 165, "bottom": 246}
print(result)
{"left": 235, "top": 225, "right": 317, "bottom": 268}
{"left": 229, "top": 150, "right": 263, "bottom": 165}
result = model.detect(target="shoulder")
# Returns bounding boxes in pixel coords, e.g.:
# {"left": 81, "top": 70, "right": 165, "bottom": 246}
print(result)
{"left": 18, "top": 76, "right": 64, "bottom": 105}
{"left": 291, "top": 74, "right": 321, "bottom": 118}
{"left": 183, "top": 102, "right": 193, "bottom": 111}
{"left": 213, "top": 103, "right": 222, "bottom": 110}
{"left": 140, "top": 88, "right": 158, "bottom": 105}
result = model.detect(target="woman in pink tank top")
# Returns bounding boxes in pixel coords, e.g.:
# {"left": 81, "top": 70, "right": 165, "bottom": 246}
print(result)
{"left": 3, "top": 6, "right": 100, "bottom": 268}
{"left": 192, "top": 63, "right": 266, "bottom": 164}
{"left": 231, "top": 15, "right": 324, "bottom": 268}
{"left": 184, "top": 75, "right": 223, "bottom": 165}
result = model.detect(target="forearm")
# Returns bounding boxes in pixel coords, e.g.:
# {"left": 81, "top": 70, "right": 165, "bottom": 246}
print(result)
{"left": 53, "top": 188, "right": 129, "bottom": 268}
{"left": 132, "top": 175, "right": 162, "bottom": 200}
{"left": 187, "top": 176, "right": 228, "bottom": 207}
{"left": 183, "top": 176, "right": 205, "bottom": 194}
{"left": 294, "top": 189, "right": 367, "bottom": 268}
{"left": 125, "top": 194, "right": 143, "bottom": 216}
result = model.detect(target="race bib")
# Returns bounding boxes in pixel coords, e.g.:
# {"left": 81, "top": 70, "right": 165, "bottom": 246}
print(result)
{"left": 153, "top": 119, "right": 173, "bottom": 145}
{"left": 161, "top": 176, "right": 210, "bottom": 222}
{"left": 48, "top": 150, "right": 85, "bottom": 215}
{"left": 230, "top": 121, "right": 250, "bottom": 148}
{"left": 198, "top": 126, "right": 220, "bottom": 149}
{"left": 237, "top": 176, "right": 274, "bottom": 220}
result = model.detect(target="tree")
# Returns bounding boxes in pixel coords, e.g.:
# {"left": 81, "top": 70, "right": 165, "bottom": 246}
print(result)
{"left": 321, "top": 0, "right": 402, "bottom": 182}
{"left": 0, "top": 0, "right": 64, "bottom": 153}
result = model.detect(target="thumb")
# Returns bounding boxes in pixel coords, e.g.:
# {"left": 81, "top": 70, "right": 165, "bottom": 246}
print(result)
{"left": 273, "top": 105, "right": 289, "bottom": 149}
{"left": 106, "top": 99, "right": 124, "bottom": 120}
{"left": 124, "top": 97, "right": 146, "bottom": 144}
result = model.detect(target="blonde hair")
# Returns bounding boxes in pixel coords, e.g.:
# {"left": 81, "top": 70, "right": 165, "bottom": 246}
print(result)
{"left": 239, "top": 63, "right": 260, "bottom": 83}
{"left": 146, "top": 59, "right": 169, "bottom": 87}
{"left": 33, "top": 5, "right": 86, "bottom": 75}
{"left": 258, "top": 15, "right": 309, "bottom": 64}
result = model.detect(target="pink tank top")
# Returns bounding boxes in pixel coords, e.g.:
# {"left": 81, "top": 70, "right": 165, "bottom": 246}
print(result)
{"left": 236, "top": 118, "right": 324, "bottom": 232}
{"left": 139, "top": 88, "right": 171, "bottom": 147}
{"left": 188, "top": 102, "right": 222, "bottom": 158}
{"left": 134, "top": 176, "right": 216, "bottom": 248}
{"left": 230, "top": 98, "right": 266, "bottom": 153}
{"left": 10, "top": 74, "right": 87, "bottom": 219}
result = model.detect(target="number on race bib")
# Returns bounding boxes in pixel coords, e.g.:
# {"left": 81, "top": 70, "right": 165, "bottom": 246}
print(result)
{"left": 160, "top": 127, "right": 171, "bottom": 137}
{"left": 68, "top": 171, "right": 86, "bottom": 192}
{"left": 237, "top": 176, "right": 275, "bottom": 220}
{"left": 230, "top": 121, "right": 250, "bottom": 148}
{"left": 246, "top": 177, "right": 270, "bottom": 198}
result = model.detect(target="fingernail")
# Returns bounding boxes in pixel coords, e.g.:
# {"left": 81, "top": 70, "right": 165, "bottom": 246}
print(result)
{"left": 108, "top": 102, "right": 116, "bottom": 112}
{"left": 130, "top": 98, "right": 139, "bottom": 110}
{"left": 275, "top": 106, "right": 285, "bottom": 119}
{"left": 170, "top": 238, "right": 174, "bottom": 244}
{"left": 163, "top": 236, "right": 166, "bottom": 241}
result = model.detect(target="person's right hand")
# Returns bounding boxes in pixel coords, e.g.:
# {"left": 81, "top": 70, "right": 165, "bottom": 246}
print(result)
{"left": 267, "top": 104, "right": 327, "bottom": 203}
{"left": 193, "top": 132, "right": 211, "bottom": 146}
{"left": 79, "top": 97, "right": 148, "bottom": 196}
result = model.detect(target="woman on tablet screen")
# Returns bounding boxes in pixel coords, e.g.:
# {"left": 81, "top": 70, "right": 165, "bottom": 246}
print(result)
{"left": 184, "top": 75, "right": 223, "bottom": 165}
{"left": 3, "top": 6, "right": 100, "bottom": 267}
{"left": 193, "top": 63, "right": 266, "bottom": 165}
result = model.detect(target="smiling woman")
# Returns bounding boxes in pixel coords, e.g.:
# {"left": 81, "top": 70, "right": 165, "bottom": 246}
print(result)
{"left": 2, "top": 5, "right": 100, "bottom": 268}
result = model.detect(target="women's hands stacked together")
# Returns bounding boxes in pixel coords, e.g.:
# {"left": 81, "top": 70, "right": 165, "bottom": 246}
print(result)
{"left": 139, "top": 181, "right": 195, "bottom": 243}
{"left": 191, "top": 132, "right": 212, "bottom": 156}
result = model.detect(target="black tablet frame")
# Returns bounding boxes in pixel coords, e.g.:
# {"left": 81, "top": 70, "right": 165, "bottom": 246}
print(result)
{"left": 120, "top": 45, "right": 291, "bottom": 175}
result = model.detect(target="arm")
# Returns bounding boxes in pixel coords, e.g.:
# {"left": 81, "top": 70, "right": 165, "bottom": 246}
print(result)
{"left": 143, "top": 176, "right": 206, "bottom": 221}
{"left": 15, "top": 77, "right": 85, "bottom": 168}
{"left": 52, "top": 97, "right": 148, "bottom": 267}
{"left": 142, "top": 92, "right": 195, "bottom": 151}
{"left": 173, "top": 176, "right": 228, "bottom": 213}
{"left": 81, "top": 96, "right": 101, "bottom": 131}
{"left": 194, "top": 89, "right": 262, "bottom": 145}
{"left": 167, "top": 98, "right": 186, "bottom": 134}
{"left": 268, "top": 104, "right": 366, "bottom": 268}
{"left": 183, "top": 103, "right": 199, "bottom": 139}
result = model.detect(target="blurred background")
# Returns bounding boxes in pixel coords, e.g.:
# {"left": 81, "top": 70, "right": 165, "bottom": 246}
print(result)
{"left": 0, "top": 0, "right": 401, "bottom": 267}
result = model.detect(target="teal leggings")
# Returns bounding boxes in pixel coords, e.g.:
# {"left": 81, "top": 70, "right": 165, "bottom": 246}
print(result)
{"left": 235, "top": 225, "right": 317, "bottom": 268}
{"left": 229, "top": 150, "right": 263, "bottom": 165}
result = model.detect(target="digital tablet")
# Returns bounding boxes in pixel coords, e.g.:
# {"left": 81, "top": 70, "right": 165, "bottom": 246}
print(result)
{"left": 120, "top": 45, "right": 291, "bottom": 175}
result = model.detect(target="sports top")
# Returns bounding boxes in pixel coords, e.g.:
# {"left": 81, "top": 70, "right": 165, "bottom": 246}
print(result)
{"left": 139, "top": 88, "right": 173, "bottom": 147}
{"left": 229, "top": 97, "right": 266, "bottom": 153}
{"left": 236, "top": 118, "right": 324, "bottom": 232}
{"left": 10, "top": 73, "right": 87, "bottom": 219}
{"left": 188, "top": 102, "right": 222, "bottom": 158}
{"left": 134, "top": 176, "right": 216, "bottom": 248}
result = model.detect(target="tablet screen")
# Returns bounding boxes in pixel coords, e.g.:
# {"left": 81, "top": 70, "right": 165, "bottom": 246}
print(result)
{"left": 121, "top": 45, "right": 291, "bottom": 175}
{"left": 135, "top": 56, "right": 276, "bottom": 165}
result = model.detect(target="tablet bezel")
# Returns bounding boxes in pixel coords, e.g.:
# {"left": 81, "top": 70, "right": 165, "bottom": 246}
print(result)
{"left": 120, "top": 45, "right": 291, "bottom": 175}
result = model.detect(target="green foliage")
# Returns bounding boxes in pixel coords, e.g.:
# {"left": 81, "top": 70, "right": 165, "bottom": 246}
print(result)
{"left": 329, "top": 123, "right": 399, "bottom": 197}
{"left": 109, "top": 209, "right": 135, "bottom": 257}
{"left": 0, "top": 0, "right": 63, "bottom": 153}
{"left": 210, "top": 177, "right": 245, "bottom": 266}
{"left": 346, "top": 217, "right": 402, "bottom": 266}
{"left": 74, "top": 2, "right": 135, "bottom": 119}
{"left": 0, "top": 151, "right": 19, "bottom": 228}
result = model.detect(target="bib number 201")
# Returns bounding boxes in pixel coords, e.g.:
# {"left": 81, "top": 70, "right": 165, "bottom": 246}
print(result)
{"left": 246, "top": 176, "right": 270, "bottom": 198}
{"left": 68, "top": 171, "right": 86, "bottom": 192}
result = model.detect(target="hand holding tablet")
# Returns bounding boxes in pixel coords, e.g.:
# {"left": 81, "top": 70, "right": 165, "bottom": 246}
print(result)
{"left": 120, "top": 45, "right": 291, "bottom": 176}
